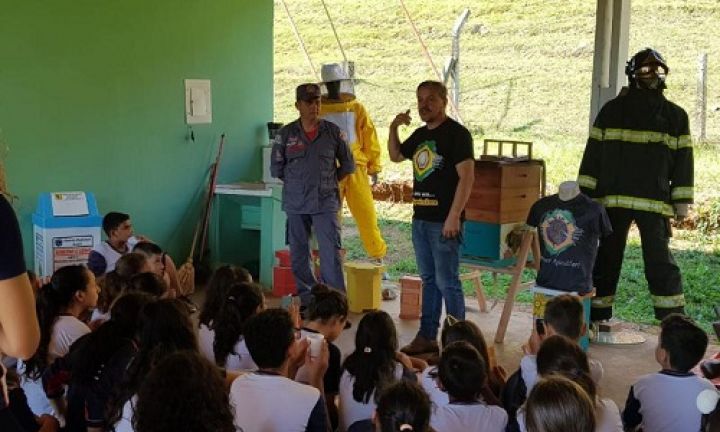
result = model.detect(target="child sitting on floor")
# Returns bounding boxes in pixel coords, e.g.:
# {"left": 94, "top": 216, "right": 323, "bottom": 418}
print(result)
{"left": 503, "top": 294, "right": 603, "bottom": 431}
{"left": 42, "top": 292, "right": 153, "bottom": 432}
{"left": 295, "top": 283, "right": 351, "bottom": 430}
{"left": 87, "top": 212, "right": 146, "bottom": 277}
{"left": 522, "top": 295, "right": 603, "bottom": 391}
{"left": 430, "top": 341, "right": 507, "bottom": 431}
{"left": 197, "top": 266, "right": 252, "bottom": 366}
{"left": 339, "top": 310, "right": 417, "bottom": 431}
{"left": 517, "top": 335, "right": 622, "bottom": 432}
{"left": 133, "top": 351, "right": 235, "bottom": 432}
{"left": 20, "top": 265, "right": 99, "bottom": 422}
{"left": 524, "top": 375, "right": 596, "bottom": 432}
{"left": 90, "top": 253, "right": 151, "bottom": 324}
{"left": 623, "top": 314, "right": 714, "bottom": 432}
{"left": 229, "top": 309, "right": 328, "bottom": 432}
{"left": 420, "top": 317, "right": 505, "bottom": 410}
{"left": 132, "top": 242, "right": 180, "bottom": 298}
{"left": 372, "top": 381, "right": 431, "bottom": 432}
{"left": 107, "top": 299, "right": 197, "bottom": 432}
{"left": 209, "top": 282, "right": 265, "bottom": 371}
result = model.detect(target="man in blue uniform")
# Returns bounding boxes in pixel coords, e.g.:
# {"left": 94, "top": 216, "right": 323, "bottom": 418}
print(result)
{"left": 271, "top": 83, "right": 355, "bottom": 303}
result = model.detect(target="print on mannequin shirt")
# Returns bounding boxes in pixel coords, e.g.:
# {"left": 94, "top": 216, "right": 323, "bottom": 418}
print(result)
{"left": 540, "top": 209, "right": 583, "bottom": 255}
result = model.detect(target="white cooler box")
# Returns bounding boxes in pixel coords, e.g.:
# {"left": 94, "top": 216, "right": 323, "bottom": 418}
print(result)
{"left": 33, "top": 192, "right": 102, "bottom": 277}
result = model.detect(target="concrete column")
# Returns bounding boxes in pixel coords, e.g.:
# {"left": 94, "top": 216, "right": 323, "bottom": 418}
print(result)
{"left": 589, "top": 0, "right": 631, "bottom": 126}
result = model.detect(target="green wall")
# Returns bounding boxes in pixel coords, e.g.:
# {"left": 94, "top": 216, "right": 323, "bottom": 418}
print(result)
{"left": 0, "top": 1, "right": 274, "bottom": 263}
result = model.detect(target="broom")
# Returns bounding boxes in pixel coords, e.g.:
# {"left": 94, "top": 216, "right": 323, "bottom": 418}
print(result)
{"left": 177, "top": 133, "right": 226, "bottom": 296}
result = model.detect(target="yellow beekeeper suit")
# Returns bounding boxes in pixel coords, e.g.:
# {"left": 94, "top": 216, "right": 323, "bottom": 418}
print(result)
{"left": 320, "top": 93, "right": 387, "bottom": 259}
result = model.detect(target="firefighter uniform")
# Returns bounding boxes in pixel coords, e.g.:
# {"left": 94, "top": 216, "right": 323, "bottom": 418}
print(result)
{"left": 578, "top": 87, "right": 693, "bottom": 320}
{"left": 271, "top": 115, "right": 355, "bottom": 296}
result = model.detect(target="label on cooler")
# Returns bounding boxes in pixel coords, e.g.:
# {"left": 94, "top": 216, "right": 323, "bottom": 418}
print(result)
{"left": 52, "top": 235, "right": 94, "bottom": 270}
{"left": 51, "top": 191, "right": 89, "bottom": 216}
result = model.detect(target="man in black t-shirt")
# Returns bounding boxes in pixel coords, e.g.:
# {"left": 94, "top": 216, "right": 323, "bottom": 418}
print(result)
{"left": 388, "top": 81, "right": 475, "bottom": 355}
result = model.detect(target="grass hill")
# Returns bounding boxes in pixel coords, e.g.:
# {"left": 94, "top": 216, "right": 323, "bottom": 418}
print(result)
{"left": 273, "top": 0, "right": 720, "bottom": 329}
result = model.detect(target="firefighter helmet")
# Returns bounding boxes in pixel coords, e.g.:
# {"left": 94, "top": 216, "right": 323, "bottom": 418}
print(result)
{"left": 625, "top": 48, "right": 669, "bottom": 90}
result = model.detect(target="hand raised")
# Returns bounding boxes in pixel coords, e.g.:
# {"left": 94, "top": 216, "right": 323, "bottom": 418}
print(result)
{"left": 391, "top": 110, "right": 412, "bottom": 129}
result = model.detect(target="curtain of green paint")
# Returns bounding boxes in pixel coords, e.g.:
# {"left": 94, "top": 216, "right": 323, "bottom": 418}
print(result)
{"left": 0, "top": 1, "right": 274, "bottom": 261}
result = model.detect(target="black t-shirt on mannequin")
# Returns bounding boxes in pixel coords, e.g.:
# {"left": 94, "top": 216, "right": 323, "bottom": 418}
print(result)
{"left": 527, "top": 193, "right": 612, "bottom": 294}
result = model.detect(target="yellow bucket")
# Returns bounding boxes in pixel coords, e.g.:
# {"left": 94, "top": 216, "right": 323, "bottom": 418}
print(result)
{"left": 344, "top": 262, "right": 384, "bottom": 313}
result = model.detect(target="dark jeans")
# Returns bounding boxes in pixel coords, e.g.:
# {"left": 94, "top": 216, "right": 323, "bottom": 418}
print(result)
{"left": 412, "top": 219, "right": 465, "bottom": 339}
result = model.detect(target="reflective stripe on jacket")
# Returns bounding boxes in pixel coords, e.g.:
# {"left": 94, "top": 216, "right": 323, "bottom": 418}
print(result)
{"left": 578, "top": 88, "right": 694, "bottom": 215}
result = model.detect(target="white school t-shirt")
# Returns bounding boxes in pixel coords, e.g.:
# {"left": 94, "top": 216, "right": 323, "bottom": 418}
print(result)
{"left": 518, "top": 398, "right": 622, "bottom": 432}
{"left": 230, "top": 373, "right": 322, "bottom": 432}
{"left": 90, "top": 309, "right": 111, "bottom": 323}
{"left": 430, "top": 402, "right": 508, "bottom": 432}
{"left": 113, "top": 395, "right": 137, "bottom": 432}
{"left": 21, "top": 315, "right": 90, "bottom": 418}
{"left": 92, "top": 241, "right": 126, "bottom": 274}
{"left": 197, "top": 323, "right": 257, "bottom": 371}
{"left": 339, "top": 362, "right": 405, "bottom": 431}
{"left": 628, "top": 371, "right": 715, "bottom": 432}
{"left": 420, "top": 366, "right": 449, "bottom": 410}
{"left": 521, "top": 353, "right": 604, "bottom": 396}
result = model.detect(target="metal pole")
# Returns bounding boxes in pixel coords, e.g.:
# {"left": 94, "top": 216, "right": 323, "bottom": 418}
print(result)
{"left": 279, "top": 0, "right": 320, "bottom": 81}
{"left": 398, "top": 0, "right": 463, "bottom": 124}
{"left": 450, "top": 9, "right": 470, "bottom": 116}
{"left": 696, "top": 52, "right": 708, "bottom": 141}
{"left": 600, "top": 0, "right": 613, "bottom": 88}
{"left": 320, "top": 0, "right": 348, "bottom": 65}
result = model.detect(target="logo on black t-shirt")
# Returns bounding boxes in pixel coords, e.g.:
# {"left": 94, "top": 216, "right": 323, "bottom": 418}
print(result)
{"left": 413, "top": 140, "right": 445, "bottom": 181}
{"left": 540, "top": 209, "right": 584, "bottom": 255}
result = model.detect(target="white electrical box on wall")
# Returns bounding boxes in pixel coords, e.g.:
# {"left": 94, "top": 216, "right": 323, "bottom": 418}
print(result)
{"left": 185, "top": 79, "right": 212, "bottom": 124}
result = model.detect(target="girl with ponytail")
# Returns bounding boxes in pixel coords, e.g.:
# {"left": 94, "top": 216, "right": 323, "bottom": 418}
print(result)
{"left": 210, "top": 282, "right": 265, "bottom": 370}
{"left": 373, "top": 381, "right": 431, "bottom": 432}
{"left": 430, "top": 341, "right": 508, "bottom": 431}
{"left": 518, "top": 335, "right": 622, "bottom": 432}
{"left": 21, "top": 265, "right": 99, "bottom": 418}
{"left": 42, "top": 292, "right": 153, "bottom": 431}
{"left": 197, "top": 266, "right": 251, "bottom": 366}
{"left": 107, "top": 299, "right": 197, "bottom": 432}
{"left": 340, "top": 310, "right": 416, "bottom": 431}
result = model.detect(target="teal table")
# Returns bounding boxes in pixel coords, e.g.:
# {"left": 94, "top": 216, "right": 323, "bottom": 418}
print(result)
{"left": 212, "top": 184, "right": 286, "bottom": 288}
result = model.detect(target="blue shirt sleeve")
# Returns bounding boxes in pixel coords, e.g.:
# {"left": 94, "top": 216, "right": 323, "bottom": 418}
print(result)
{"left": 622, "top": 385, "right": 642, "bottom": 429}
{"left": 86, "top": 250, "right": 107, "bottom": 276}
{"left": 306, "top": 394, "right": 329, "bottom": 432}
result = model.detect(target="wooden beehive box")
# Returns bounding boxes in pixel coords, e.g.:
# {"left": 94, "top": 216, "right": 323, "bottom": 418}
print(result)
{"left": 465, "top": 160, "right": 543, "bottom": 224}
